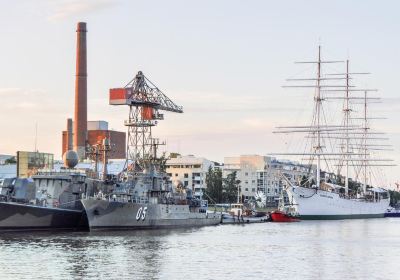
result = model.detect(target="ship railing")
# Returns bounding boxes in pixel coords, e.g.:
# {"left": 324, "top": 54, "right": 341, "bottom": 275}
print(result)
{"left": 35, "top": 169, "right": 86, "bottom": 176}
{"left": 106, "top": 195, "right": 149, "bottom": 204}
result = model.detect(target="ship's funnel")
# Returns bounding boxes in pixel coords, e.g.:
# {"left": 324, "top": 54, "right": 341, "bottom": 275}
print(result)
{"left": 73, "top": 22, "right": 87, "bottom": 160}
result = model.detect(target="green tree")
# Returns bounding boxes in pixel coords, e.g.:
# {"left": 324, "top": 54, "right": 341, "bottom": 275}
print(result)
{"left": 223, "top": 171, "right": 238, "bottom": 203}
{"left": 205, "top": 166, "right": 223, "bottom": 203}
{"left": 389, "top": 190, "right": 400, "bottom": 207}
{"left": 5, "top": 156, "right": 16, "bottom": 164}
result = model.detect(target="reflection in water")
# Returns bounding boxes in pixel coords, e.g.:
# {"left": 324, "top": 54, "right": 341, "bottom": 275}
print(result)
{"left": 0, "top": 220, "right": 400, "bottom": 280}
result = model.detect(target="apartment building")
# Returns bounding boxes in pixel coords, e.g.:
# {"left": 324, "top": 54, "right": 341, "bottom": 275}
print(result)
{"left": 165, "top": 155, "right": 214, "bottom": 194}
{"left": 223, "top": 155, "right": 315, "bottom": 206}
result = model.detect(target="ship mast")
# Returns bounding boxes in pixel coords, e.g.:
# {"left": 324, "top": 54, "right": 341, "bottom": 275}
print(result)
{"left": 344, "top": 60, "right": 350, "bottom": 196}
{"left": 362, "top": 90, "right": 368, "bottom": 193}
{"left": 272, "top": 47, "right": 395, "bottom": 193}
{"left": 272, "top": 46, "right": 352, "bottom": 187}
{"left": 316, "top": 46, "right": 322, "bottom": 188}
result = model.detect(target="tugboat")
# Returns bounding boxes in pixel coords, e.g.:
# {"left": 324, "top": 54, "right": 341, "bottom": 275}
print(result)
{"left": 270, "top": 211, "right": 300, "bottom": 223}
{"left": 270, "top": 192, "right": 300, "bottom": 223}
{"left": 80, "top": 71, "right": 221, "bottom": 230}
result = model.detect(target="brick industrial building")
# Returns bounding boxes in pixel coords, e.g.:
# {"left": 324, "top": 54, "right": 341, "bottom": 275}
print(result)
{"left": 62, "top": 120, "right": 125, "bottom": 159}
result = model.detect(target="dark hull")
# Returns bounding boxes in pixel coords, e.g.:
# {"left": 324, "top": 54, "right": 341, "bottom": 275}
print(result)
{"left": 384, "top": 213, "right": 400, "bottom": 217}
{"left": 300, "top": 213, "right": 384, "bottom": 220}
{"left": 0, "top": 202, "right": 88, "bottom": 231}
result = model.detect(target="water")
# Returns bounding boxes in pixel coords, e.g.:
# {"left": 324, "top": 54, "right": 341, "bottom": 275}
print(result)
{"left": 0, "top": 219, "right": 399, "bottom": 280}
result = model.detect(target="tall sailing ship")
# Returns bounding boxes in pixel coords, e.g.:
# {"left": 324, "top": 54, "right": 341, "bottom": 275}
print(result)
{"left": 273, "top": 46, "right": 393, "bottom": 219}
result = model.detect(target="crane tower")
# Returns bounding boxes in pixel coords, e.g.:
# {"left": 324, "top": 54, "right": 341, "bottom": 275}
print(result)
{"left": 109, "top": 71, "right": 183, "bottom": 175}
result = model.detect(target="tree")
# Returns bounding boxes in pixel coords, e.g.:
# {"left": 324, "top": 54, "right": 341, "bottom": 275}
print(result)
{"left": 389, "top": 190, "right": 400, "bottom": 207}
{"left": 223, "top": 171, "right": 238, "bottom": 203}
{"left": 169, "top": 152, "right": 181, "bottom": 159}
{"left": 5, "top": 156, "right": 16, "bottom": 164}
{"left": 205, "top": 166, "right": 223, "bottom": 203}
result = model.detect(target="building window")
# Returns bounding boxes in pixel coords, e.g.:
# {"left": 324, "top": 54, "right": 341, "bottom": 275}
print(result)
{"left": 245, "top": 172, "right": 248, "bottom": 176}
{"left": 167, "top": 173, "right": 172, "bottom": 177}
{"left": 245, "top": 188, "right": 248, "bottom": 191}
{"left": 184, "top": 181, "right": 189, "bottom": 187}
{"left": 252, "top": 188, "right": 255, "bottom": 192}
{"left": 184, "top": 173, "right": 188, "bottom": 178}
{"left": 175, "top": 174, "right": 178, "bottom": 177}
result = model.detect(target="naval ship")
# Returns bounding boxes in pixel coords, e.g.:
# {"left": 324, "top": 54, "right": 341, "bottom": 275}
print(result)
{"left": 80, "top": 71, "right": 221, "bottom": 230}
{"left": 0, "top": 168, "right": 88, "bottom": 231}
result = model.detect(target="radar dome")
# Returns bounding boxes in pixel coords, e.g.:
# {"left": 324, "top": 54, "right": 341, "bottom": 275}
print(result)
{"left": 63, "top": 150, "right": 79, "bottom": 168}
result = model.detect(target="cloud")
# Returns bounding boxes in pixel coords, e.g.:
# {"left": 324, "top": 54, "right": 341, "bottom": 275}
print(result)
{"left": 47, "top": 0, "right": 119, "bottom": 21}
{"left": 0, "top": 88, "right": 23, "bottom": 96}
{"left": 15, "top": 102, "right": 37, "bottom": 109}
{"left": 0, "top": 88, "right": 46, "bottom": 97}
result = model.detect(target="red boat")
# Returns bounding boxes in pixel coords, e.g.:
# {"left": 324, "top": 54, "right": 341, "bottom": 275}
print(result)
{"left": 270, "top": 210, "right": 300, "bottom": 222}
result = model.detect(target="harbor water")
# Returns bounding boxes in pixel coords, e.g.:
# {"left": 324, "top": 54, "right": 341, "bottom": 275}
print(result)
{"left": 0, "top": 219, "right": 399, "bottom": 280}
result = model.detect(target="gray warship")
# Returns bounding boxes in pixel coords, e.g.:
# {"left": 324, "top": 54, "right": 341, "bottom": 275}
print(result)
{"left": 0, "top": 166, "right": 88, "bottom": 231}
{"left": 81, "top": 71, "right": 221, "bottom": 230}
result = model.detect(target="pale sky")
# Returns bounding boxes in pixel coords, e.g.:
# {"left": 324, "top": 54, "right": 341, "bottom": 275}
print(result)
{"left": 0, "top": 0, "right": 399, "bottom": 187}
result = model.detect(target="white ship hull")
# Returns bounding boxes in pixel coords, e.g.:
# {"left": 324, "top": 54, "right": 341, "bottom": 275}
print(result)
{"left": 285, "top": 186, "right": 389, "bottom": 219}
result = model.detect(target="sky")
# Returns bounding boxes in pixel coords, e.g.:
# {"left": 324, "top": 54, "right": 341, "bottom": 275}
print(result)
{"left": 0, "top": 0, "right": 400, "bottom": 187}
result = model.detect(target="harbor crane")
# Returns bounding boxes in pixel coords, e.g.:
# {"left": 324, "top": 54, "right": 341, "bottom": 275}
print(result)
{"left": 109, "top": 71, "right": 183, "bottom": 176}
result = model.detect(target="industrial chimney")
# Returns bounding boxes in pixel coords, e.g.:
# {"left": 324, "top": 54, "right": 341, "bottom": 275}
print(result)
{"left": 73, "top": 22, "right": 87, "bottom": 160}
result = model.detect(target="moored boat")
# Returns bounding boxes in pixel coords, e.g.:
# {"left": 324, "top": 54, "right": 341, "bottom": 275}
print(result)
{"left": 0, "top": 168, "right": 89, "bottom": 231}
{"left": 272, "top": 46, "right": 392, "bottom": 220}
{"left": 270, "top": 210, "right": 300, "bottom": 222}
{"left": 385, "top": 207, "right": 400, "bottom": 217}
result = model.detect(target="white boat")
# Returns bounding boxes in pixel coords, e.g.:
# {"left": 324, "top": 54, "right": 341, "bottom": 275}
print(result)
{"left": 273, "top": 46, "right": 392, "bottom": 220}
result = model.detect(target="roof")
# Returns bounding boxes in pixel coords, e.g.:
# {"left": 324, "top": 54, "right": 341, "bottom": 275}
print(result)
{"left": 166, "top": 156, "right": 212, "bottom": 165}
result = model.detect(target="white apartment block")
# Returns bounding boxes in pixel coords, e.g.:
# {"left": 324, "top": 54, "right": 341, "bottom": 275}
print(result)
{"left": 166, "top": 155, "right": 214, "bottom": 194}
{"left": 223, "top": 155, "right": 268, "bottom": 199}
{"left": 223, "top": 155, "right": 315, "bottom": 206}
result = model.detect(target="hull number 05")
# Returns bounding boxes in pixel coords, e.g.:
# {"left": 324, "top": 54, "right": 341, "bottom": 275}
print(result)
{"left": 136, "top": 207, "right": 148, "bottom": 221}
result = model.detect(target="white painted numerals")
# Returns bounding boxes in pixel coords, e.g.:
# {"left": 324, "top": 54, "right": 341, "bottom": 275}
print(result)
{"left": 136, "top": 206, "right": 148, "bottom": 221}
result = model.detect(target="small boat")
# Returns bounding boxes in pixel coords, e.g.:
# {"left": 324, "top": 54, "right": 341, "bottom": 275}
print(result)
{"left": 220, "top": 203, "right": 268, "bottom": 224}
{"left": 384, "top": 207, "right": 400, "bottom": 217}
{"left": 270, "top": 210, "right": 300, "bottom": 222}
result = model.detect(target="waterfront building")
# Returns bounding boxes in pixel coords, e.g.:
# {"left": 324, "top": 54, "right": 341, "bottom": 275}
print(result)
{"left": 166, "top": 155, "right": 215, "bottom": 194}
{"left": 223, "top": 155, "right": 315, "bottom": 206}
{"left": 223, "top": 155, "right": 267, "bottom": 200}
